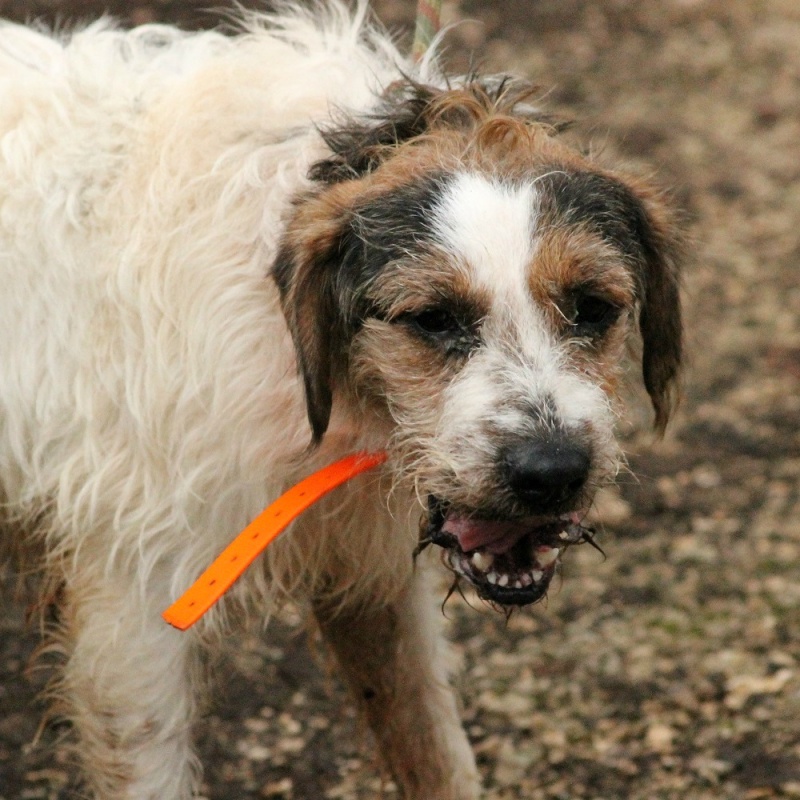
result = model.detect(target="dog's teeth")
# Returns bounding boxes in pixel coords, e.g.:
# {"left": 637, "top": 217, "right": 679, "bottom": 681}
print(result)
{"left": 532, "top": 570, "right": 544, "bottom": 583}
{"left": 498, "top": 574, "right": 509, "bottom": 587}
{"left": 471, "top": 551, "right": 495, "bottom": 572}
{"left": 487, "top": 572, "right": 498, "bottom": 585}
{"left": 558, "top": 530, "right": 570, "bottom": 540}
{"left": 512, "top": 579, "right": 522, "bottom": 589}
{"left": 521, "top": 573, "right": 533, "bottom": 586}
{"left": 536, "top": 547, "right": 560, "bottom": 568}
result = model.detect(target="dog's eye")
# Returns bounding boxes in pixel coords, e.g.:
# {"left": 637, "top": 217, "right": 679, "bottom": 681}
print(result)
{"left": 407, "top": 308, "right": 462, "bottom": 337}
{"left": 571, "top": 294, "right": 620, "bottom": 337}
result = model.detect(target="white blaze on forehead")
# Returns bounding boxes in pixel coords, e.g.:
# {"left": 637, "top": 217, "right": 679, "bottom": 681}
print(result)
{"left": 431, "top": 172, "right": 538, "bottom": 305}
{"left": 431, "top": 171, "right": 554, "bottom": 372}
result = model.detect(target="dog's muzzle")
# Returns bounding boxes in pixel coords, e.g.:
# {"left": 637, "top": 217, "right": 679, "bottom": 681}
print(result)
{"left": 421, "top": 498, "right": 593, "bottom": 606}
{"left": 420, "top": 434, "right": 596, "bottom": 607}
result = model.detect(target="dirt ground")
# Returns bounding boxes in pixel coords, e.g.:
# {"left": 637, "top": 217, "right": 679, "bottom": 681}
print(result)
{"left": 0, "top": 0, "right": 798, "bottom": 798}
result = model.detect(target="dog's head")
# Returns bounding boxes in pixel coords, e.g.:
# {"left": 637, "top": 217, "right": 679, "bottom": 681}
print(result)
{"left": 273, "top": 79, "right": 683, "bottom": 607}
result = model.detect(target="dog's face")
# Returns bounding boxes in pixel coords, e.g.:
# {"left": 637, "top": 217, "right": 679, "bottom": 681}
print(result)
{"left": 274, "top": 80, "right": 682, "bottom": 607}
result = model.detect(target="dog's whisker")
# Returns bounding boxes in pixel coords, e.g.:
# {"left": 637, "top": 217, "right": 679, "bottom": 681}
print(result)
{"left": 580, "top": 529, "right": 607, "bottom": 560}
{"left": 412, "top": 536, "right": 433, "bottom": 558}
{"left": 441, "top": 577, "right": 461, "bottom": 617}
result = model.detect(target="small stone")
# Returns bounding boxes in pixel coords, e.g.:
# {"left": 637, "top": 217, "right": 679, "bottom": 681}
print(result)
{"left": 261, "top": 778, "right": 292, "bottom": 797}
{"left": 645, "top": 723, "right": 676, "bottom": 753}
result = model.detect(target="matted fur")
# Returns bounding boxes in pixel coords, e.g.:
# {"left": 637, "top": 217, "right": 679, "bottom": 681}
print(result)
{"left": 0, "top": 2, "right": 682, "bottom": 798}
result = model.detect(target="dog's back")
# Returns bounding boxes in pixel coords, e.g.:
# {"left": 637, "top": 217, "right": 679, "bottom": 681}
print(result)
{"left": 0, "top": 6, "right": 405, "bottom": 561}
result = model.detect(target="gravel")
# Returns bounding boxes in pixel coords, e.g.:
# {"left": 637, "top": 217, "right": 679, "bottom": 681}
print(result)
{"left": 1, "top": 1, "right": 799, "bottom": 798}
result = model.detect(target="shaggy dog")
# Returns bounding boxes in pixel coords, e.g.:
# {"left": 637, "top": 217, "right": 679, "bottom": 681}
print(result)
{"left": 0, "top": 2, "right": 682, "bottom": 798}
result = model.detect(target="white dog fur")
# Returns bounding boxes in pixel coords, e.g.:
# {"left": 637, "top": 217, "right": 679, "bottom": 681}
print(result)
{"left": 0, "top": 2, "right": 682, "bottom": 798}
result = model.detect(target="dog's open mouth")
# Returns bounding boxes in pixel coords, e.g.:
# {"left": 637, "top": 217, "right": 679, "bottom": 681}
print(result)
{"left": 418, "top": 497, "right": 595, "bottom": 607}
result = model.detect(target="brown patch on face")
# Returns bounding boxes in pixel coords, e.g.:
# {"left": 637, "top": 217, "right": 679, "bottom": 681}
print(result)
{"left": 528, "top": 225, "right": 637, "bottom": 316}
{"left": 529, "top": 167, "right": 684, "bottom": 430}
{"left": 527, "top": 225, "right": 637, "bottom": 401}
{"left": 348, "top": 321, "right": 456, "bottom": 428}
{"left": 346, "top": 250, "right": 493, "bottom": 432}
{"left": 366, "top": 251, "right": 491, "bottom": 323}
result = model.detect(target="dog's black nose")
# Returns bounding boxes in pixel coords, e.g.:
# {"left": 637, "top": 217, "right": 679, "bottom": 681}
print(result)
{"left": 504, "top": 436, "right": 591, "bottom": 509}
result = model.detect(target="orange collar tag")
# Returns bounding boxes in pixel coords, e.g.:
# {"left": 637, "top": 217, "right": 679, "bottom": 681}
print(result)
{"left": 162, "top": 451, "right": 387, "bottom": 631}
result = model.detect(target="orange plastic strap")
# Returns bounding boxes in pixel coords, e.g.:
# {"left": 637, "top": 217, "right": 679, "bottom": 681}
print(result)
{"left": 162, "top": 451, "right": 387, "bottom": 631}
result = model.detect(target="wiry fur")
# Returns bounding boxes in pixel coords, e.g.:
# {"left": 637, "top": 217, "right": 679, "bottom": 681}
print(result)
{"left": 0, "top": 3, "right": 682, "bottom": 798}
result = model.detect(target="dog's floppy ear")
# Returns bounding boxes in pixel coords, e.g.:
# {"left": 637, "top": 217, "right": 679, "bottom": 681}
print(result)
{"left": 628, "top": 182, "right": 684, "bottom": 433}
{"left": 273, "top": 198, "right": 352, "bottom": 444}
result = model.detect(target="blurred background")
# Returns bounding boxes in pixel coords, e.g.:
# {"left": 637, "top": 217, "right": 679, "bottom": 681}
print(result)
{"left": 0, "top": 1, "right": 798, "bottom": 798}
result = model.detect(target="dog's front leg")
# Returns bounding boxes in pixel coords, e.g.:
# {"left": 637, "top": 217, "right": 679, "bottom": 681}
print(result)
{"left": 61, "top": 566, "right": 202, "bottom": 800}
{"left": 314, "top": 565, "right": 482, "bottom": 800}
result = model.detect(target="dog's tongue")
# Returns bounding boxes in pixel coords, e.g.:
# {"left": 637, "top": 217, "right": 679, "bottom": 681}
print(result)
{"left": 441, "top": 514, "right": 548, "bottom": 555}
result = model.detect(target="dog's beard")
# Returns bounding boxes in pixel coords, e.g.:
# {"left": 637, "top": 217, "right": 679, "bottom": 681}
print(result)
{"left": 417, "top": 496, "right": 597, "bottom": 607}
